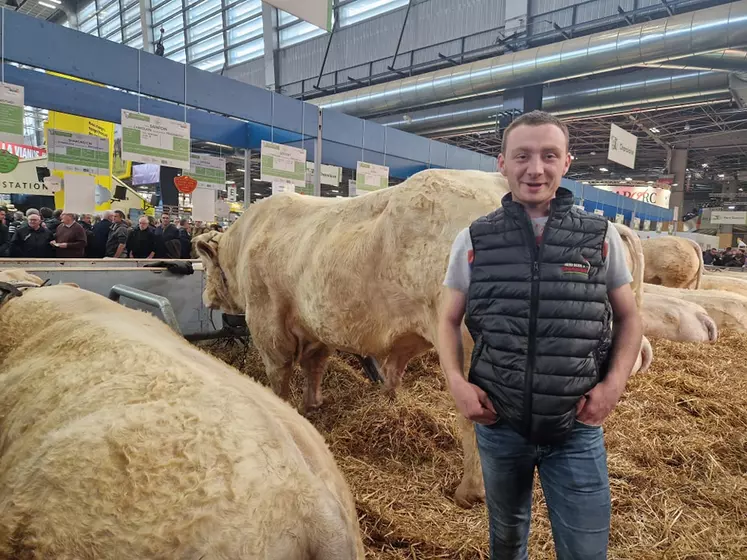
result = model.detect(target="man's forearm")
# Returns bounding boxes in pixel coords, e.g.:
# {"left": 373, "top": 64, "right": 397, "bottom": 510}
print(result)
{"left": 606, "top": 313, "right": 642, "bottom": 391}
{"left": 438, "top": 320, "right": 466, "bottom": 387}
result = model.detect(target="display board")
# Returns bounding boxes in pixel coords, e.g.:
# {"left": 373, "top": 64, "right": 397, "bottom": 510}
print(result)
{"left": 121, "top": 110, "right": 191, "bottom": 168}
{"left": 260, "top": 141, "right": 306, "bottom": 187}
{"left": 47, "top": 129, "right": 110, "bottom": 175}
{"left": 0, "top": 83, "right": 24, "bottom": 144}
{"left": 356, "top": 161, "right": 389, "bottom": 194}
{"left": 607, "top": 123, "right": 637, "bottom": 169}
{"left": 186, "top": 153, "right": 226, "bottom": 190}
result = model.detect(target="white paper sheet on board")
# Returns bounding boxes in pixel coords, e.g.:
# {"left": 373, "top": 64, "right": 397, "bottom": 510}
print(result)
{"left": 191, "top": 187, "right": 216, "bottom": 222}
{"left": 63, "top": 174, "right": 96, "bottom": 214}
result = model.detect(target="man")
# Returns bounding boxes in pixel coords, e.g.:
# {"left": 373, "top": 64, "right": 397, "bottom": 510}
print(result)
{"left": 105, "top": 210, "right": 129, "bottom": 258}
{"left": 438, "top": 110, "right": 642, "bottom": 560}
{"left": 52, "top": 212, "right": 88, "bottom": 258}
{"left": 0, "top": 206, "right": 9, "bottom": 257}
{"left": 92, "top": 210, "right": 114, "bottom": 258}
{"left": 154, "top": 213, "right": 180, "bottom": 258}
{"left": 10, "top": 213, "right": 53, "bottom": 258}
{"left": 126, "top": 216, "right": 156, "bottom": 259}
{"left": 178, "top": 218, "right": 192, "bottom": 258}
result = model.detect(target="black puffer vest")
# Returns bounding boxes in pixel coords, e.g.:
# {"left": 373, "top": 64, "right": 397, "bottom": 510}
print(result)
{"left": 465, "top": 188, "right": 612, "bottom": 445}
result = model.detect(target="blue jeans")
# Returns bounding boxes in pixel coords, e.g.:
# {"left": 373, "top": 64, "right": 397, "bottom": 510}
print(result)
{"left": 475, "top": 420, "right": 610, "bottom": 560}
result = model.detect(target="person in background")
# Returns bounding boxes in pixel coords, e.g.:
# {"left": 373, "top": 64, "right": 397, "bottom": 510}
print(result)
{"left": 126, "top": 216, "right": 156, "bottom": 259}
{"left": 703, "top": 247, "right": 718, "bottom": 265}
{"left": 105, "top": 210, "right": 129, "bottom": 258}
{"left": 0, "top": 206, "right": 9, "bottom": 257}
{"left": 154, "top": 213, "right": 180, "bottom": 258}
{"left": 7, "top": 211, "right": 24, "bottom": 238}
{"left": 92, "top": 210, "right": 113, "bottom": 258}
{"left": 178, "top": 219, "right": 192, "bottom": 259}
{"left": 78, "top": 214, "right": 93, "bottom": 231}
{"left": 52, "top": 212, "right": 88, "bottom": 258}
{"left": 40, "top": 207, "right": 60, "bottom": 232}
{"left": 10, "top": 213, "right": 53, "bottom": 258}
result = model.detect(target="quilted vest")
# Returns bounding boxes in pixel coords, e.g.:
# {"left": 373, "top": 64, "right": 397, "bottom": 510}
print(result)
{"left": 465, "top": 187, "right": 612, "bottom": 445}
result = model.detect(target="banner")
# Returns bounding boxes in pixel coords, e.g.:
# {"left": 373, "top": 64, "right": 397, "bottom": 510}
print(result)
{"left": 607, "top": 123, "right": 637, "bottom": 169}
{"left": 0, "top": 157, "right": 61, "bottom": 196}
{"left": 710, "top": 211, "right": 747, "bottom": 225}
{"left": 0, "top": 142, "right": 46, "bottom": 160}
{"left": 121, "top": 110, "right": 191, "bottom": 169}
{"left": 592, "top": 184, "right": 670, "bottom": 209}
{"left": 0, "top": 84, "right": 24, "bottom": 144}
{"left": 260, "top": 141, "right": 306, "bottom": 187}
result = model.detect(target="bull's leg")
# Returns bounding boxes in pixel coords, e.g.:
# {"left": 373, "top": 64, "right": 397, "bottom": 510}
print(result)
{"left": 452, "top": 327, "right": 486, "bottom": 508}
{"left": 380, "top": 336, "right": 430, "bottom": 398}
{"left": 250, "top": 326, "right": 296, "bottom": 401}
{"left": 299, "top": 345, "right": 331, "bottom": 413}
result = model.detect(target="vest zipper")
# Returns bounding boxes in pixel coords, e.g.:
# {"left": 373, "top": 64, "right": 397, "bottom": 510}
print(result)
{"left": 523, "top": 213, "right": 550, "bottom": 438}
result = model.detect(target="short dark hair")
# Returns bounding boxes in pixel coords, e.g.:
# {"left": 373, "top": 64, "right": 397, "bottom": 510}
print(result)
{"left": 501, "top": 110, "right": 570, "bottom": 154}
{"left": 114, "top": 210, "right": 125, "bottom": 219}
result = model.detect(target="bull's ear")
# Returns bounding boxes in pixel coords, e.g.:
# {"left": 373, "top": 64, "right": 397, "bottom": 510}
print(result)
{"left": 195, "top": 239, "right": 219, "bottom": 267}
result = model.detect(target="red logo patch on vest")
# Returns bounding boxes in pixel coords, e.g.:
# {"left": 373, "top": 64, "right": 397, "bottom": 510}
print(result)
{"left": 467, "top": 249, "right": 474, "bottom": 264}
{"left": 602, "top": 240, "right": 609, "bottom": 260}
{"left": 561, "top": 260, "right": 591, "bottom": 276}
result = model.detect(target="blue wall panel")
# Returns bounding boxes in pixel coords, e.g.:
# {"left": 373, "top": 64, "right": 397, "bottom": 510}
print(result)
{"left": 429, "top": 141, "right": 448, "bottom": 168}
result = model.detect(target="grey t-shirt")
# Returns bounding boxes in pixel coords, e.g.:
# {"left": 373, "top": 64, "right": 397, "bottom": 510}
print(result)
{"left": 444, "top": 217, "right": 632, "bottom": 294}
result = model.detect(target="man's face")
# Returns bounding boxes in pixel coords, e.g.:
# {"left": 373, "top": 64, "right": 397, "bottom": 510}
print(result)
{"left": 27, "top": 215, "right": 41, "bottom": 229}
{"left": 61, "top": 213, "right": 74, "bottom": 225}
{"left": 0, "top": 210, "right": 5, "bottom": 223}
{"left": 113, "top": 213, "right": 122, "bottom": 224}
{"left": 82, "top": 214, "right": 92, "bottom": 224}
{"left": 498, "top": 124, "right": 571, "bottom": 209}
{"left": 139, "top": 218, "right": 149, "bottom": 230}
{"left": 161, "top": 215, "right": 170, "bottom": 226}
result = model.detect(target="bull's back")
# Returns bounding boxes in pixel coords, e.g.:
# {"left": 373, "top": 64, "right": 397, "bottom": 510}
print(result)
{"left": 239, "top": 170, "right": 507, "bottom": 352}
{"left": 0, "top": 285, "right": 362, "bottom": 559}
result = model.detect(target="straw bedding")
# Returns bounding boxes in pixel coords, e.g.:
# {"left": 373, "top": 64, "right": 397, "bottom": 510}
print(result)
{"left": 201, "top": 332, "right": 747, "bottom": 559}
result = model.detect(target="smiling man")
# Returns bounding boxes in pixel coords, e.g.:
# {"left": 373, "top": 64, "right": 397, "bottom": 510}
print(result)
{"left": 438, "top": 110, "right": 642, "bottom": 559}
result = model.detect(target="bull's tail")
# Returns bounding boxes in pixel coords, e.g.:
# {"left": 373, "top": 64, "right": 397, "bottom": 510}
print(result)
{"left": 697, "top": 311, "right": 718, "bottom": 343}
{"left": 684, "top": 237, "right": 705, "bottom": 289}
{"left": 614, "top": 223, "right": 644, "bottom": 309}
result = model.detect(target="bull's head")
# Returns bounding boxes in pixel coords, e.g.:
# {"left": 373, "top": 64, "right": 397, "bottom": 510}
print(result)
{"left": 193, "top": 231, "right": 244, "bottom": 315}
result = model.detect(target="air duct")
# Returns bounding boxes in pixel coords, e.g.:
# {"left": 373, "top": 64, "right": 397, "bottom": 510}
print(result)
{"left": 311, "top": 1, "right": 747, "bottom": 117}
{"left": 373, "top": 69, "right": 731, "bottom": 135}
{"left": 640, "top": 48, "right": 747, "bottom": 72}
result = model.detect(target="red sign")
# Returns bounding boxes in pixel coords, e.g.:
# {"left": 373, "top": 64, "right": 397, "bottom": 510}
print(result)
{"left": 174, "top": 175, "right": 198, "bottom": 194}
{"left": 0, "top": 142, "right": 46, "bottom": 160}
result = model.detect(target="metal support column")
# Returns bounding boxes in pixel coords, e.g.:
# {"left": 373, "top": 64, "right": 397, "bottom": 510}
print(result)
{"left": 139, "top": 0, "right": 154, "bottom": 54}
{"left": 261, "top": 3, "right": 279, "bottom": 91}
{"left": 314, "top": 109, "right": 323, "bottom": 197}
{"left": 244, "top": 149, "right": 251, "bottom": 209}
{"left": 671, "top": 148, "right": 688, "bottom": 227}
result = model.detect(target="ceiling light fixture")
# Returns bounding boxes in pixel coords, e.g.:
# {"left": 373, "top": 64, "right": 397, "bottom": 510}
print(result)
{"left": 599, "top": 167, "right": 608, "bottom": 172}
{"left": 650, "top": 127, "right": 660, "bottom": 133}
{"left": 728, "top": 206, "right": 736, "bottom": 210}
{"left": 625, "top": 177, "right": 632, "bottom": 181}
{"left": 590, "top": 151, "right": 596, "bottom": 155}
{"left": 38, "top": 1, "right": 57, "bottom": 8}
{"left": 718, "top": 174, "right": 726, "bottom": 178}
{"left": 702, "top": 163, "right": 709, "bottom": 168}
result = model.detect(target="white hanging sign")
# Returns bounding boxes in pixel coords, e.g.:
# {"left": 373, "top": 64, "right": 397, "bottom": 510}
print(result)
{"left": 186, "top": 153, "right": 226, "bottom": 190}
{"left": 121, "top": 110, "right": 191, "bottom": 169}
{"left": 607, "top": 124, "right": 637, "bottom": 169}
{"left": 305, "top": 161, "right": 341, "bottom": 186}
{"left": 47, "top": 129, "right": 110, "bottom": 175}
{"left": 0, "top": 84, "right": 24, "bottom": 144}
{"left": 356, "top": 161, "right": 389, "bottom": 193}
{"left": 260, "top": 141, "right": 306, "bottom": 187}
{"left": 227, "top": 184, "right": 237, "bottom": 202}
{"left": 271, "top": 180, "right": 296, "bottom": 195}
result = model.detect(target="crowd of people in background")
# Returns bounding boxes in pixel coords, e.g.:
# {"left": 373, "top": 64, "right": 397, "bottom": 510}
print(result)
{"left": 703, "top": 246, "right": 747, "bottom": 268}
{"left": 0, "top": 205, "right": 225, "bottom": 260}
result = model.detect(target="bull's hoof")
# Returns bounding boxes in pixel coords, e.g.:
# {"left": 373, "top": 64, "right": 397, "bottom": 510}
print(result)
{"left": 454, "top": 482, "right": 485, "bottom": 509}
{"left": 382, "top": 386, "right": 397, "bottom": 401}
{"left": 302, "top": 399, "right": 324, "bottom": 416}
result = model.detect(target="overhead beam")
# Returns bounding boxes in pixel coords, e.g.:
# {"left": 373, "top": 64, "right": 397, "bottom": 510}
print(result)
{"left": 673, "top": 129, "right": 747, "bottom": 149}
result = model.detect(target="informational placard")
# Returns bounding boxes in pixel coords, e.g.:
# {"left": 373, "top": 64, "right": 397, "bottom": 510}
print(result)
{"left": 710, "top": 210, "right": 747, "bottom": 225}
{"left": 260, "top": 141, "right": 306, "bottom": 187}
{"left": 593, "top": 209, "right": 604, "bottom": 216}
{"left": 356, "top": 161, "right": 389, "bottom": 193}
{"left": 348, "top": 179, "right": 357, "bottom": 197}
{"left": 47, "top": 129, "right": 110, "bottom": 175}
{"left": 632, "top": 216, "right": 641, "bottom": 230}
{"left": 63, "top": 174, "right": 97, "bottom": 214}
{"left": 121, "top": 110, "right": 191, "bottom": 169}
{"left": 272, "top": 181, "right": 296, "bottom": 195}
{"left": 187, "top": 153, "right": 226, "bottom": 190}
{"left": 643, "top": 219, "right": 651, "bottom": 231}
{"left": 0, "top": 84, "right": 24, "bottom": 144}
{"left": 607, "top": 123, "right": 637, "bottom": 169}
{"left": 227, "top": 184, "right": 237, "bottom": 202}
{"left": 262, "top": 0, "right": 333, "bottom": 31}
{"left": 615, "top": 213, "right": 625, "bottom": 224}
{"left": 0, "top": 158, "right": 61, "bottom": 195}
{"left": 655, "top": 221, "right": 663, "bottom": 233}
{"left": 191, "top": 187, "right": 216, "bottom": 222}
{"left": 305, "top": 161, "right": 342, "bottom": 186}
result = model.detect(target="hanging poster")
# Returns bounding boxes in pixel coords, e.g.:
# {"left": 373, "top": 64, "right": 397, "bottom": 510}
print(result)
{"left": 356, "top": 161, "right": 389, "bottom": 193}
{"left": 615, "top": 213, "right": 625, "bottom": 224}
{"left": 272, "top": 181, "right": 296, "bottom": 195}
{"left": 47, "top": 129, "right": 110, "bottom": 175}
{"left": 260, "top": 141, "right": 306, "bottom": 187}
{"left": 191, "top": 187, "right": 216, "bottom": 222}
{"left": 607, "top": 123, "right": 637, "bottom": 169}
{"left": 121, "top": 110, "right": 191, "bottom": 168}
{"left": 187, "top": 153, "right": 227, "bottom": 190}
{"left": 63, "top": 174, "right": 97, "bottom": 214}
{"left": 0, "top": 84, "right": 24, "bottom": 144}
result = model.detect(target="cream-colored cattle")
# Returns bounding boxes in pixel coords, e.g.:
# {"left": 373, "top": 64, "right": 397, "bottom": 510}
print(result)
{"left": 0, "top": 270, "right": 363, "bottom": 560}
{"left": 196, "top": 168, "right": 655, "bottom": 507}
{"left": 641, "top": 235, "right": 704, "bottom": 288}
{"left": 700, "top": 274, "right": 747, "bottom": 299}
{"left": 641, "top": 289, "right": 718, "bottom": 342}
{"left": 646, "top": 282, "right": 747, "bottom": 333}
{"left": 613, "top": 222, "right": 645, "bottom": 308}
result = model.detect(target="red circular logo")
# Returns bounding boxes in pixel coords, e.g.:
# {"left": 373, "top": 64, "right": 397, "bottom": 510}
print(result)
{"left": 174, "top": 175, "right": 198, "bottom": 194}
